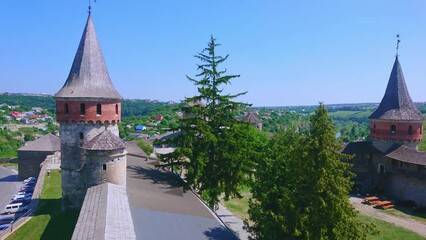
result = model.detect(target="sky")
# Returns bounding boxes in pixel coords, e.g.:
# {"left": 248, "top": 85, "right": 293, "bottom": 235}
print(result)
{"left": 1, "top": 1, "right": 426, "bottom": 107}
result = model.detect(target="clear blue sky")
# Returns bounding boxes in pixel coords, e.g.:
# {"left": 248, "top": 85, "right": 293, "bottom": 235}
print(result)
{"left": 1, "top": 1, "right": 426, "bottom": 107}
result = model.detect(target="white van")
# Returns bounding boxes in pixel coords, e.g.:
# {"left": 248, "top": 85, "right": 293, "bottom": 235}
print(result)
{"left": 4, "top": 203, "right": 28, "bottom": 214}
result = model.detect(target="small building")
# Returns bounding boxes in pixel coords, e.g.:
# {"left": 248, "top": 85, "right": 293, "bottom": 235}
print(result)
{"left": 18, "top": 134, "right": 60, "bottom": 180}
{"left": 135, "top": 125, "right": 146, "bottom": 132}
{"left": 155, "top": 115, "right": 163, "bottom": 121}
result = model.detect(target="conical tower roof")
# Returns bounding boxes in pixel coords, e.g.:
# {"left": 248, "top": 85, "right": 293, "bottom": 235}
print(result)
{"left": 55, "top": 15, "right": 122, "bottom": 100}
{"left": 369, "top": 57, "right": 423, "bottom": 121}
{"left": 83, "top": 130, "right": 126, "bottom": 151}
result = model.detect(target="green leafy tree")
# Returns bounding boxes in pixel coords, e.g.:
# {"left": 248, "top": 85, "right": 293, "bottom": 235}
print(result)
{"left": 138, "top": 140, "right": 154, "bottom": 156}
{"left": 160, "top": 36, "right": 262, "bottom": 208}
{"left": 247, "top": 103, "right": 375, "bottom": 240}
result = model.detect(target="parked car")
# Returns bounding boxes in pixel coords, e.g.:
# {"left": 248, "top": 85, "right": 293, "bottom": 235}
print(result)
{"left": 24, "top": 181, "right": 36, "bottom": 187}
{"left": 23, "top": 177, "right": 36, "bottom": 183}
{"left": 20, "top": 186, "right": 35, "bottom": 192}
{"left": 17, "top": 190, "right": 33, "bottom": 195}
{"left": 0, "top": 223, "right": 11, "bottom": 232}
{"left": 4, "top": 203, "right": 28, "bottom": 214}
{"left": 0, "top": 216, "right": 14, "bottom": 225}
{"left": 12, "top": 194, "right": 32, "bottom": 201}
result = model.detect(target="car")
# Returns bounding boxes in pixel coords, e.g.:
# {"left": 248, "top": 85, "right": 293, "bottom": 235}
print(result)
{"left": 12, "top": 194, "right": 32, "bottom": 201}
{"left": 0, "top": 216, "right": 14, "bottom": 225}
{"left": 0, "top": 223, "right": 11, "bottom": 232}
{"left": 23, "top": 177, "right": 36, "bottom": 183}
{"left": 4, "top": 203, "right": 28, "bottom": 214}
{"left": 24, "top": 181, "right": 36, "bottom": 187}
{"left": 17, "top": 190, "right": 33, "bottom": 195}
{"left": 20, "top": 186, "right": 35, "bottom": 192}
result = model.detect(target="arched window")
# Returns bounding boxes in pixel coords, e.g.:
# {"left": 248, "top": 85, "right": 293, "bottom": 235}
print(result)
{"left": 103, "top": 164, "right": 107, "bottom": 171}
{"left": 391, "top": 125, "right": 396, "bottom": 135}
{"left": 373, "top": 124, "right": 376, "bottom": 133}
{"left": 97, "top": 103, "right": 102, "bottom": 115}
{"left": 64, "top": 103, "right": 69, "bottom": 115}
{"left": 80, "top": 103, "right": 86, "bottom": 115}
{"left": 408, "top": 125, "right": 413, "bottom": 135}
{"left": 115, "top": 104, "right": 119, "bottom": 115}
{"left": 79, "top": 132, "right": 84, "bottom": 140}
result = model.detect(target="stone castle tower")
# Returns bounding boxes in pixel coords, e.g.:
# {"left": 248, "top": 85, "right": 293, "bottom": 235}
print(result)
{"left": 369, "top": 56, "right": 424, "bottom": 151}
{"left": 54, "top": 14, "right": 126, "bottom": 211}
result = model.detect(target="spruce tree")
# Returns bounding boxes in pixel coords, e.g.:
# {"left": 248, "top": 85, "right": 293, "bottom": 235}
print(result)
{"left": 161, "top": 36, "right": 264, "bottom": 208}
{"left": 247, "top": 103, "right": 374, "bottom": 239}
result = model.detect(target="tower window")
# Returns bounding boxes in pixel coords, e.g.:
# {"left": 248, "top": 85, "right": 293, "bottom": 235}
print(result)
{"left": 115, "top": 104, "right": 119, "bottom": 115}
{"left": 79, "top": 132, "right": 83, "bottom": 140}
{"left": 391, "top": 125, "right": 396, "bottom": 135}
{"left": 80, "top": 103, "right": 86, "bottom": 115}
{"left": 64, "top": 103, "right": 69, "bottom": 115}
{"left": 408, "top": 125, "right": 413, "bottom": 135}
{"left": 102, "top": 164, "right": 107, "bottom": 171}
{"left": 97, "top": 103, "right": 102, "bottom": 115}
{"left": 373, "top": 124, "right": 376, "bottom": 133}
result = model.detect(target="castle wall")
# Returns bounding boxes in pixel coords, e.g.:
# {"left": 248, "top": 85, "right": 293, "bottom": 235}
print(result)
{"left": 85, "top": 149, "right": 127, "bottom": 188}
{"left": 18, "top": 150, "right": 56, "bottom": 180}
{"left": 60, "top": 122, "right": 119, "bottom": 210}
{"left": 386, "top": 173, "right": 426, "bottom": 207}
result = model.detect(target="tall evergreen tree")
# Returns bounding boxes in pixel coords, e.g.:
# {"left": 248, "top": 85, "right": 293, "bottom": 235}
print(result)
{"left": 161, "top": 36, "right": 265, "bottom": 208}
{"left": 247, "top": 103, "right": 375, "bottom": 239}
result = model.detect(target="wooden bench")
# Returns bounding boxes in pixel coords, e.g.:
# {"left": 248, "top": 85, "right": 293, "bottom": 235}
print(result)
{"left": 373, "top": 201, "right": 392, "bottom": 208}
{"left": 381, "top": 204, "right": 394, "bottom": 210}
{"left": 363, "top": 196, "right": 379, "bottom": 205}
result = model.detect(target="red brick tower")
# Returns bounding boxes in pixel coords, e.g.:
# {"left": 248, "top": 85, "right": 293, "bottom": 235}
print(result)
{"left": 369, "top": 56, "right": 424, "bottom": 149}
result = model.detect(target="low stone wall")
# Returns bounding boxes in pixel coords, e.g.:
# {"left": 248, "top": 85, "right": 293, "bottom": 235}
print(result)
{"left": 18, "top": 151, "right": 56, "bottom": 180}
{"left": 386, "top": 173, "right": 426, "bottom": 207}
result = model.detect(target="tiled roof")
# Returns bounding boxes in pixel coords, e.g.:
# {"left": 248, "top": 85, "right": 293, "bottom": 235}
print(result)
{"left": 55, "top": 15, "right": 122, "bottom": 100}
{"left": 369, "top": 57, "right": 423, "bottom": 121}
{"left": 18, "top": 134, "right": 60, "bottom": 152}
{"left": 84, "top": 130, "right": 125, "bottom": 151}
{"left": 72, "top": 183, "right": 136, "bottom": 240}
{"left": 242, "top": 112, "right": 261, "bottom": 124}
{"left": 386, "top": 145, "right": 426, "bottom": 166}
{"left": 341, "top": 141, "right": 381, "bottom": 155}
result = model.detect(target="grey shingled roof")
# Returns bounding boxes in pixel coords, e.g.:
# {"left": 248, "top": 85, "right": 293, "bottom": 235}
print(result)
{"left": 18, "top": 134, "right": 60, "bottom": 152}
{"left": 72, "top": 183, "right": 136, "bottom": 240}
{"left": 84, "top": 130, "right": 126, "bottom": 151}
{"left": 55, "top": 15, "right": 122, "bottom": 100}
{"left": 369, "top": 57, "right": 423, "bottom": 121}
{"left": 386, "top": 145, "right": 426, "bottom": 166}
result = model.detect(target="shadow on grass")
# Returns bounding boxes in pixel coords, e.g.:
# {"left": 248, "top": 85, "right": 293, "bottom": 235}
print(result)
{"left": 393, "top": 205, "right": 426, "bottom": 222}
{"left": 36, "top": 198, "right": 79, "bottom": 240}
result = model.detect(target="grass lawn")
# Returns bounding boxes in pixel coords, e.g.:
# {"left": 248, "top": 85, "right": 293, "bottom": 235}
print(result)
{"left": 359, "top": 215, "right": 425, "bottom": 240}
{"left": 222, "top": 188, "right": 426, "bottom": 239}
{"left": 383, "top": 206, "right": 426, "bottom": 224}
{"left": 7, "top": 171, "right": 80, "bottom": 240}
{"left": 0, "top": 162, "right": 18, "bottom": 169}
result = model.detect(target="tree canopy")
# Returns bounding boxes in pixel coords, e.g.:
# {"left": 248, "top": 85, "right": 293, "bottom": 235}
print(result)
{"left": 160, "top": 36, "right": 267, "bottom": 208}
{"left": 247, "top": 103, "right": 375, "bottom": 240}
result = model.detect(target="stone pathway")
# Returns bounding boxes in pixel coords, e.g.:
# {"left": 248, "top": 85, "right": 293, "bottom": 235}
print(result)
{"left": 350, "top": 196, "right": 426, "bottom": 237}
{"left": 215, "top": 203, "right": 250, "bottom": 240}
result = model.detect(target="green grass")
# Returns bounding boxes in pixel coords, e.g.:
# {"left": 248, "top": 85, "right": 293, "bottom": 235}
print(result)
{"left": 383, "top": 206, "right": 426, "bottom": 224}
{"left": 358, "top": 215, "right": 425, "bottom": 240}
{"left": 0, "top": 150, "right": 18, "bottom": 158}
{"left": 7, "top": 171, "right": 80, "bottom": 240}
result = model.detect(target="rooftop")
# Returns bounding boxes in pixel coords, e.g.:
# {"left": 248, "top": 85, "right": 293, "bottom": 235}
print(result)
{"left": 369, "top": 57, "right": 424, "bottom": 121}
{"left": 386, "top": 145, "right": 426, "bottom": 166}
{"left": 84, "top": 130, "right": 126, "bottom": 151}
{"left": 18, "top": 134, "right": 60, "bottom": 152}
{"left": 54, "top": 15, "right": 122, "bottom": 100}
{"left": 126, "top": 155, "right": 237, "bottom": 240}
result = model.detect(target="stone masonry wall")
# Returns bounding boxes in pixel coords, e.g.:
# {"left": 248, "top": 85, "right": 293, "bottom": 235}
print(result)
{"left": 85, "top": 149, "right": 127, "bottom": 188}
{"left": 386, "top": 173, "right": 426, "bottom": 207}
{"left": 60, "top": 122, "right": 119, "bottom": 210}
{"left": 18, "top": 150, "right": 55, "bottom": 180}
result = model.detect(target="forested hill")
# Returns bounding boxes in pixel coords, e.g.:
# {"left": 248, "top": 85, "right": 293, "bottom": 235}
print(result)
{"left": 0, "top": 93, "right": 179, "bottom": 117}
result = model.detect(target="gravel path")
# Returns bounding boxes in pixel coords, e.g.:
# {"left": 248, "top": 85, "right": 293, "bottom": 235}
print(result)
{"left": 350, "top": 197, "right": 426, "bottom": 237}
{"left": 215, "top": 203, "right": 250, "bottom": 240}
